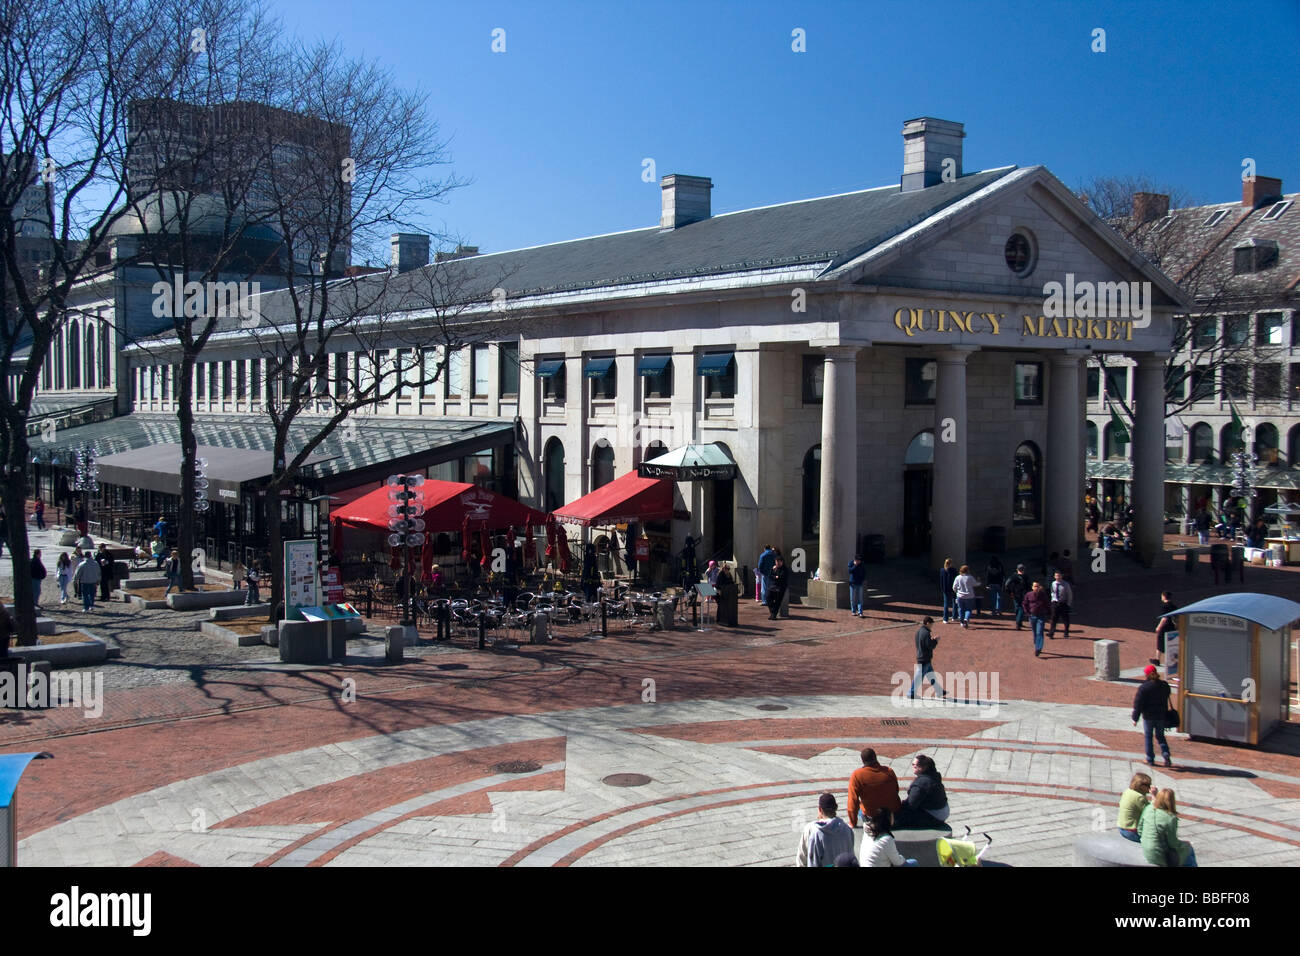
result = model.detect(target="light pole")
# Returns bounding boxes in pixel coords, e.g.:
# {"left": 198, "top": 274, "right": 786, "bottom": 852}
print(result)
{"left": 386, "top": 475, "right": 426, "bottom": 627}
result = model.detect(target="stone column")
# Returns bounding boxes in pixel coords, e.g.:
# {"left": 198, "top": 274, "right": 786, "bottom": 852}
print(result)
{"left": 931, "top": 347, "right": 977, "bottom": 569}
{"left": 1046, "top": 350, "right": 1087, "bottom": 560}
{"left": 807, "top": 345, "right": 860, "bottom": 608}
{"left": 1132, "top": 353, "right": 1167, "bottom": 566}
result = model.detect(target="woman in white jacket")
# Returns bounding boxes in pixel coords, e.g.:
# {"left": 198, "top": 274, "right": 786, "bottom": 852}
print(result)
{"left": 953, "top": 564, "right": 978, "bottom": 629}
{"left": 859, "top": 811, "right": 917, "bottom": 867}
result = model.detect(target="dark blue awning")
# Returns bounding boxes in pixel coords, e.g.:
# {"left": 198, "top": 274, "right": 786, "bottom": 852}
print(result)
{"left": 585, "top": 356, "right": 615, "bottom": 379}
{"left": 638, "top": 354, "right": 672, "bottom": 376}
{"left": 697, "top": 352, "right": 734, "bottom": 377}
{"left": 536, "top": 360, "right": 565, "bottom": 379}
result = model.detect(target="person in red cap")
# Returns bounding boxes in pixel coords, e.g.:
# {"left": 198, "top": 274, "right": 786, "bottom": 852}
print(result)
{"left": 1132, "top": 665, "right": 1173, "bottom": 767}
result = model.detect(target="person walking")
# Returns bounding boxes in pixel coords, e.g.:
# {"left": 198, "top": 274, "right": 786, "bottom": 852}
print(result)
{"left": 1194, "top": 509, "right": 1211, "bottom": 546}
{"left": 33, "top": 497, "right": 45, "bottom": 531}
{"left": 163, "top": 549, "right": 183, "bottom": 596}
{"left": 766, "top": 554, "right": 788, "bottom": 621}
{"left": 1023, "top": 580, "right": 1051, "bottom": 657}
{"left": 1132, "top": 664, "right": 1174, "bottom": 767}
{"left": 244, "top": 562, "right": 262, "bottom": 605}
{"left": 30, "top": 548, "right": 47, "bottom": 608}
{"left": 909, "top": 616, "right": 945, "bottom": 699}
{"left": 73, "top": 551, "right": 101, "bottom": 611}
{"left": 938, "top": 558, "right": 957, "bottom": 623}
{"left": 756, "top": 544, "right": 776, "bottom": 606}
{"left": 1155, "top": 591, "right": 1178, "bottom": 665}
{"left": 1047, "top": 571, "right": 1073, "bottom": 640}
{"left": 56, "top": 552, "right": 72, "bottom": 604}
{"left": 795, "top": 793, "right": 855, "bottom": 867}
{"left": 1004, "top": 564, "right": 1029, "bottom": 630}
{"left": 95, "top": 543, "right": 114, "bottom": 603}
{"left": 847, "top": 554, "right": 867, "bottom": 618}
{"left": 1137, "top": 788, "right": 1196, "bottom": 867}
{"left": 984, "top": 555, "right": 1005, "bottom": 617}
{"left": 953, "top": 564, "right": 977, "bottom": 629}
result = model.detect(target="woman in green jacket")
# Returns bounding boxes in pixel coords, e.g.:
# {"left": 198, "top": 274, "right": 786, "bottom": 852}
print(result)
{"left": 1138, "top": 788, "right": 1197, "bottom": 866}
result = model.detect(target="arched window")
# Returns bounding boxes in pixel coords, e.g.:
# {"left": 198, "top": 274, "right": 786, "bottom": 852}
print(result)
{"left": 1103, "top": 423, "right": 1129, "bottom": 459}
{"left": 1165, "top": 421, "right": 1184, "bottom": 463}
{"left": 1085, "top": 421, "right": 1099, "bottom": 458}
{"left": 1220, "top": 421, "right": 1245, "bottom": 461}
{"left": 67, "top": 322, "right": 81, "bottom": 389}
{"left": 544, "top": 438, "right": 565, "bottom": 511}
{"left": 904, "top": 430, "right": 934, "bottom": 465}
{"left": 802, "top": 445, "right": 821, "bottom": 538}
{"left": 645, "top": 440, "right": 667, "bottom": 465}
{"left": 1255, "top": 423, "right": 1280, "bottom": 466}
{"left": 1190, "top": 423, "right": 1214, "bottom": 464}
{"left": 1013, "top": 442, "right": 1042, "bottom": 524}
{"left": 85, "top": 322, "right": 96, "bottom": 389}
{"left": 99, "top": 321, "right": 111, "bottom": 386}
{"left": 591, "top": 441, "right": 615, "bottom": 490}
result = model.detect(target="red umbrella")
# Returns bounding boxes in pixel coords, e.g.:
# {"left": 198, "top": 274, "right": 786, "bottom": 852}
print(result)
{"left": 461, "top": 517, "right": 471, "bottom": 561}
{"left": 545, "top": 517, "right": 557, "bottom": 566}
{"left": 479, "top": 529, "right": 491, "bottom": 567}
{"left": 524, "top": 524, "right": 537, "bottom": 564}
{"left": 556, "top": 525, "right": 572, "bottom": 572}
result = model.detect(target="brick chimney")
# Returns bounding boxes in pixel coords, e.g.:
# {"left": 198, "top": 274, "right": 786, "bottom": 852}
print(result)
{"left": 660, "top": 174, "right": 712, "bottom": 229}
{"left": 1132, "top": 192, "right": 1169, "bottom": 224}
{"left": 900, "top": 117, "right": 964, "bottom": 192}
{"left": 1243, "top": 176, "right": 1283, "bottom": 209}
{"left": 390, "top": 233, "right": 430, "bottom": 273}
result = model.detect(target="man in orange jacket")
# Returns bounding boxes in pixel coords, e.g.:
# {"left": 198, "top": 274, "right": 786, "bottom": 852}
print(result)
{"left": 846, "top": 747, "right": 902, "bottom": 827}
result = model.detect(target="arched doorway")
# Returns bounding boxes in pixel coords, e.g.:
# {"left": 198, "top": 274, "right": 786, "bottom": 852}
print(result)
{"left": 543, "top": 438, "right": 565, "bottom": 512}
{"left": 707, "top": 441, "right": 735, "bottom": 561}
{"left": 591, "top": 440, "right": 615, "bottom": 490}
{"left": 903, "top": 430, "right": 934, "bottom": 556}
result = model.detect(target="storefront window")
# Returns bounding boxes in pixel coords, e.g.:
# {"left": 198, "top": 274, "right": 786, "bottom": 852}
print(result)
{"left": 1014, "top": 362, "right": 1042, "bottom": 406}
{"left": 904, "top": 358, "right": 936, "bottom": 406}
{"left": 1013, "top": 442, "right": 1041, "bottom": 524}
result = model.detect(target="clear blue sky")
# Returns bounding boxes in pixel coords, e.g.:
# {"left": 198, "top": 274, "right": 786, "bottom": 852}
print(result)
{"left": 272, "top": 0, "right": 1300, "bottom": 259}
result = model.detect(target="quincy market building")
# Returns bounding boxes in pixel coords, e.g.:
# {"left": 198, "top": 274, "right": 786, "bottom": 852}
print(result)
{"left": 92, "top": 118, "right": 1182, "bottom": 603}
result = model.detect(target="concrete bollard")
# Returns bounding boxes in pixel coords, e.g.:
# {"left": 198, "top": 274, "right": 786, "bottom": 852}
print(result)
{"left": 654, "top": 601, "right": 674, "bottom": 632}
{"left": 1094, "top": 639, "right": 1120, "bottom": 680}
{"left": 385, "top": 625, "right": 413, "bottom": 662}
{"left": 531, "top": 611, "right": 549, "bottom": 644}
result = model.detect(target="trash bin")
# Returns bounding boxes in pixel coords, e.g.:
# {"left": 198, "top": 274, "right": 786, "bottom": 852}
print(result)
{"left": 1183, "top": 547, "right": 1198, "bottom": 574}
{"left": 531, "top": 611, "right": 550, "bottom": 644}
{"left": 654, "top": 601, "right": 674, "bottom": 631}
{"left": 717, "top": 577, "right": 738, "bottom": 626}
{"left": 983, "top": 526, "right": 1006, "bottom": 554}
{"left": 1269, "top": 543, "right": 1286, "bottom": 568}
{"left": 1229, "top": 546, "right": 1245, "bottom": 582}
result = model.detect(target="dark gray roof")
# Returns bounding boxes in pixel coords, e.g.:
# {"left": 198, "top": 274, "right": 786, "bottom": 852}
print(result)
{"left": 1163, "top": 593, "right": 1300, "bottom": 631}
{"left": 217, "top": 168, "right": 1018, "bottom": 332}
{"left": 32, "top": 412, "right": 513, "bottom": 481}
{"left": 1086, "top": 459, "right": 1300, "bottom": 491}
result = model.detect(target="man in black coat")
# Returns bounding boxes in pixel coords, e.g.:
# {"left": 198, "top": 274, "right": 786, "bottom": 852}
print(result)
{"left": 766, "top": 555, "right": 788, "bottom": 621}
{"left": 95, "top": 543, "right": 115, "bottom": 603}
{"left": 909, "top": 616, "right": 946, "bottom": 699}
{"left": 1132, "top": 664, "right": 1173, "bottom": 767}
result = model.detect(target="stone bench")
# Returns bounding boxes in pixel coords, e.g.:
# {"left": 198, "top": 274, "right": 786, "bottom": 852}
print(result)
{"left": 209, "top": 603, "right": 271, "bottom": 621}
{"left": 166, "top": 589, "right": 248, "bottom": 611}
{"left": 1073, "top": 832, "right": 1156, "bottom": 867}
{"left": 122, "top": 574, "right": 205, "bottom": 590}
{"left": 892, "top": 826, "right": 952, "bottom": 868}
{"left": 278, "top": 619, "right": 347, "bottom": 663}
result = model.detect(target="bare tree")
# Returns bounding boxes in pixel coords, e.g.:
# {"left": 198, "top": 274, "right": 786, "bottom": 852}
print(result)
{"left": 0, "top": 0, "right": 180, "bottom": 645}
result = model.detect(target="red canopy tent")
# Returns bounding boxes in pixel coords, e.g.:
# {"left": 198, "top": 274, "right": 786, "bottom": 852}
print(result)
{"left": 552, "top": 473, "right": 679, "bottom": 526}
{"left": 333, "top": 480, "right": 547, "bottom": 533}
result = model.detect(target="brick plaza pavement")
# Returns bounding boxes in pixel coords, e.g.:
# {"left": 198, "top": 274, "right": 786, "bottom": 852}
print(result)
{"left": 5, "top": 539, "right": 1300, "bottom": 866}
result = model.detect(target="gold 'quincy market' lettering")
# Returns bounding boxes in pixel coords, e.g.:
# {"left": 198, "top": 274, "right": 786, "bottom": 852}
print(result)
{"left": 893, "top": 307, "right": 1132, "bottom": 341}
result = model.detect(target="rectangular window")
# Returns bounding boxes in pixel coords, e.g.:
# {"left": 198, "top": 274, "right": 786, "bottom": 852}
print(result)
{"left": 1014, "top": 361, "right": 1043, "bottom": 406}
{"left": 195, "top": 364, "right": 205, "bottom": 401}
{"left": 171, "top": 364, "right": 181, "bottom": 401}
{"left": 1221, "top": 364, "right": 1247, "bottom": 400}
{"left": 1190, "top": 365, "right": 1214, "bottom": 402}
{"left": 395, "top": 348, "right": 413, "bottom": 398}
{"left": 1169, "top": 364, "right": 1187, "bottom": 401}
{"left": 334, "top": 352, "right": 348, "bottom": 399}
{"left": 539, "top": 358, "right": 566, "bottom": 402}
{"left": 222, "top": 361, "right": 233, "bottom": 400}
{"left": 1104, "top": 366, "right": 1129, "bottom": 402}
{"left": 1257, "top": 312, "right": 1285, "bottom": 346}
{"left": 472, "top": 344, "right": 490, "bottom": 397}
{"left": 1224, "top": 314, "right": 1249, "bottom": 347}
{"left": 358, "top": 351, "right": 376, "bottom": 396}
{"left": 1191, "top": 316, "right": 1217, "bottom": 349}
{"left": 421, "top": 348, "right": 439, "bottom": 398}
{"left": 445, "top": 347, "right": 464, "bottom": 399}
{"left": 1291, "top": 364, "right": 1300, "bottom": 402}
{"left": 161, "top": 365, "right": 170, "bottom": 402}
{"left": 1255, "top": 364, "right": 1281, "bottom": 400}
{"left": 639, "top": 354, "right": 673, "bottom": 399}
{"left": 499, "top": 343, "right": 519, "bottom": 396}
{"left": 904, "top": 358, "right": 936, "bottom": 406}
{"left": 701, "top": 355, "right": 736, "bottom": 399}
{"left": 586, "top": 356, "right": 616, "bottom": 400}
{"left": 802, "top": 355, "right": 824, "bottom": 404}
{"left": 1086, "top": 366, "right": 1100, "bottom": 400}
{"left": 375, "top": 349, "right": 394, "bottom": 396}
{"left": 236, "top": 361, "right": 246, "bottom": 400}
{"left": 206, "top": 363, "right": 217, "bottom": 401}
{"left": 100, "top": 322, "right": 111, "bottom": 386}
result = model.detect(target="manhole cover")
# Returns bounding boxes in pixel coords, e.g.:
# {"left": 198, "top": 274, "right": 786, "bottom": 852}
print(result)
{"left": 880, "top": 718, "right": 909, "bottom": 727}
{"left": 436, "top": 663, "right": 468, "bottom": 670}
{"left": 602, "top": 773, "right": 652, "bottom": 787}
{"left": 493, "top": 760, "right": 542, "bottom": 774}
{"left": 756, "top": 704, "right": 788, "bottom": 712}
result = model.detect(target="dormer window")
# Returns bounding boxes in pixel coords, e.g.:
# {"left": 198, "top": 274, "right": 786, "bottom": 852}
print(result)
{"left": 1203, "top": 210, "right": 1228, "bottom": 227}
{"left": 1260, "top": 200, "right": 1292, "bottom": 222}
{"left": 1233, "top": 238, "right": 1280, "bottom": 274}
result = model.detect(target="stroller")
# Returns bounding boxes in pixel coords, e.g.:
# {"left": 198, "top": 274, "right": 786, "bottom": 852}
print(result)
{"left": 936, "top": 826, "right": 993, "bottom": 867}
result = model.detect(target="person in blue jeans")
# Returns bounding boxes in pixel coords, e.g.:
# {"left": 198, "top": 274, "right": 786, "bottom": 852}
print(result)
{"left": 1023, "top": 580, "right": 1051, "bottom": 656}
{"left": 984, "top": 555, "right": 1005, "bottom": 616}
{"left": 1005, "top": 564, "right": 1029, "bottom": 630}
{"left": 756, "top": 545, "right": 776, "bottom": 605}
{"left": 847, "top": 554, "right": 866, "bottom": 617}
{"left": 938, "top": 558, "right": 956, "bottom": 623}
{"left": 1132, "top": 665, "right": 1173, "bottom": 767}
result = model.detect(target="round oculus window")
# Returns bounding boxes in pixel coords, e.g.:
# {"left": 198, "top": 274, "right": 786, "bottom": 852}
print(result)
{"left": 1004, "top": 233, "right": 1034, "bottom": 275}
